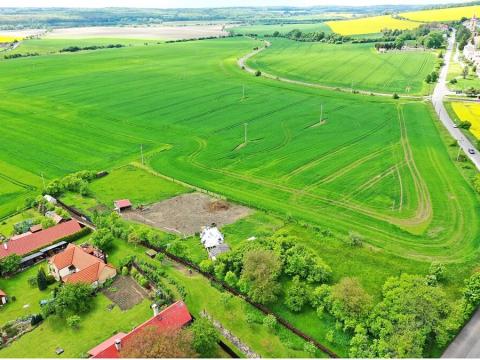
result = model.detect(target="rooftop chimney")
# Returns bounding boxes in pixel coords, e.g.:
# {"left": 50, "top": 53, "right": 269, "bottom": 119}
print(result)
{"left": 152, "top": 303, "right": 159, "bottom": 317}
{"left": 114, "top": 339, "right": 121, "bottom": 351}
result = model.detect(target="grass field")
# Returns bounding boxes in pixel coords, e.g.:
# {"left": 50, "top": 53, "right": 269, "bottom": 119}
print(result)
{"left": 451, "top": 101, "right": 480, "bottom": 139}
{"left": 230, "top": 22, "right": 332, "bottom": 36}
{"left": 326, "top": 15, "right": 419, "bottom": 35}
{"left": 401, "top": 5, "right": 480, "bottom": 22}
{"left": 0, "top": 37, "right": 478, "bottom": 264}
{"left": 247, "top": 38, "right": 436, "bottom": 94}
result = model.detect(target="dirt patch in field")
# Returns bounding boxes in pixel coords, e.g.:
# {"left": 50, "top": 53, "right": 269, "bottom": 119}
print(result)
{"left": 45, "top": 25, "right": 228, "bottom": 40}
{"left": 103, "top": 276, "right": 149, "bottom": 311}
{"left": 123, "top": 192, "right": 252, "bottom": 236}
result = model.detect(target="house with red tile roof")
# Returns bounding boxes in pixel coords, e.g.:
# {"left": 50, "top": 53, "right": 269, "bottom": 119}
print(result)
{"left": 48, "top": 244, "right": 116, "bottom": 287}
{"left": 0, "top": 220, "right": 83, "bottom": 259}
{"left": 88, "top": 301, "right": 192, "bottom": 358}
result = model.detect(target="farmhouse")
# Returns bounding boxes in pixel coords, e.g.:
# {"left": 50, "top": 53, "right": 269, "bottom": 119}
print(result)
{"left": 200, "top": 225, "right": 230, "bottom": 260}
{"left": 87, "top": 301, "right": 192, "bottom": 358}
{"left": 0, "top": 220, "right": 83, "bottom": 260}
{"left": 114, "top": 199, "right": 132, "bottom": 213}
{"left": 48, "top": 243, "right": 116, "bottom": 286}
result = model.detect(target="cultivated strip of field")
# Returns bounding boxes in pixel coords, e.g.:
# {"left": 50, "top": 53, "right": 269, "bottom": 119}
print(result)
{"left": 401, "top": 5, "right": 480, "bottom": 22}
{"left": 241, "top": 39, "right": 434, "bottom": 96}
{"left": 326, "top": 15, "right": 419, "bottom": 35}
{"left": 45, "top": 25, "right": 228, "bottom": 40}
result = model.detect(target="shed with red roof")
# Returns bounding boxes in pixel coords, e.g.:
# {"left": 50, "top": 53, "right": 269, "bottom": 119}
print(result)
{"left": 113, "top": 199, "right": 132, "bottom": 213}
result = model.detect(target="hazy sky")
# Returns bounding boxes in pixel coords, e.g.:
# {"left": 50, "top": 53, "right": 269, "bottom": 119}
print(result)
{"left": 0, "top": 0, "right": 473, "bottom": 8}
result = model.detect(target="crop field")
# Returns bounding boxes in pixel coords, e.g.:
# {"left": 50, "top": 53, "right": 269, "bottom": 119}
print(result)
{"left": 230, "top": 22, "right": 332, "bottom": 36}
{"left": 451, "top": 102, "right": 480, "bottom": 139}
{"left": 326, "top": 15, "right": 419, "bottom": 35}
{"left": 0, "top": 35, "right": 19, "bottom": 43}
{"left": 0, "top": 36, "right": 478, "bottom": 266}
{"left": 247, "top": 38, "right": 436, "bottom": 94}
{"left": 401, "top": 5, "right": 480, "bottom": 22}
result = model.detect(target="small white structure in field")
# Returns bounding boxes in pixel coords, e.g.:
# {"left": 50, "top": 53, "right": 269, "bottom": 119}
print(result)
{"left": 200, "top": 225, "right": 224, "bottom": 249}
{"left": 43, "top": 195, "right": 57, "bottom": 204}
{"left": 200, "top": 225, "right": 229, "bottom": 260}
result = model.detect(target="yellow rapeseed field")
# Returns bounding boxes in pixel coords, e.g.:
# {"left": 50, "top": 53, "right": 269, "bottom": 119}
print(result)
{"left": 326, "top": 15, "right": 419, "bottom": 35}
{"left": 401, "top": 5, "right": 480, "bottom": 22}
{"left": 0, "top": 35, "right": 19, "bottom": 43}
{"left": 452, "top": 102, "right": 480, "bottom": 139}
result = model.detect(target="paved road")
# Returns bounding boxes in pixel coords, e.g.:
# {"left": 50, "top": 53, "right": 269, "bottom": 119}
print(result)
{"left": 432, "top": 31, "right": 480, "bottom": 171}
{"left": 443, "top": 308, "right": 480, "bottom": 358}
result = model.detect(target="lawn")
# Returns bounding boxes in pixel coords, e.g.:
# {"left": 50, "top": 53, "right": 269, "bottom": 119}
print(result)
{"left": 401, "top": 5, "right": 480, "bottom": 22}
{"left": 89, "top": 164, "right": 188, "bottom": 208}
{"left": 247, "top": 38, "right": 436, "bottom": 94}
{"left": 0, "top": 294, "right": 152, "bottom": 358}
{"left": 326, "top": 15, "right": 419, "bottom": 35}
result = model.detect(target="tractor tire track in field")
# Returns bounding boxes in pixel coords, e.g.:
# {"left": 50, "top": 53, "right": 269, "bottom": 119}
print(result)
{"left": 280, "top": 118, "right": 390, "bottom": 182}
{"left": 0, "top": 173, "right": 37, "bottom": 191}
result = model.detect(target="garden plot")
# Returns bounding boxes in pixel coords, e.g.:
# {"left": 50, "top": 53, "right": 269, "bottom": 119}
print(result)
{"left": 122, "top": 192, "right": 252, "bottom": 236}
{"left": 102, "top": 276, "right": 148, "bottom": 311}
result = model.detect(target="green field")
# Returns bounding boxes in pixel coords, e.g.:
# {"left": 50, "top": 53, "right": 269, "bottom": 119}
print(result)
{"left": 231, "top": 22, "right": 332, "bottom": 36}
{"left": 0, "top": 37, "right": 478, "bottom": 262}
{"left": 1, "top": 35, "right": 480, "bottom": 356}
{"left": 247, "top": 38, "right": 436, "bottom": 94}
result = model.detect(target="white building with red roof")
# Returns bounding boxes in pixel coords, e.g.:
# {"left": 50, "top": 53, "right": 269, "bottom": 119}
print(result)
{"left": 113, "top": 199, "right": 132, "bottom": 213}
{"left": 88, "top": 301, "right": 192, "bottom": 358}
{"left": 48, "top": 243, "right": 116, "bottom": 287}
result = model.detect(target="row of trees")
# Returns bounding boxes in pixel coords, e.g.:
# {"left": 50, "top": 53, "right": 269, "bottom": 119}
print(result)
{"left": 44, "top": 170, "right": 97, "bottom": 197}
{"left": 270, "top": 29, "right": 352, "bottom": 44}
{"left": 59, "top": 44, "right": 124, "bottom": 53}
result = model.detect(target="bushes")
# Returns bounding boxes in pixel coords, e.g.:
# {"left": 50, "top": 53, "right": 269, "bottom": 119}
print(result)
{"left": 262, "top": 314, "right": 277, "bottom": 331}
{"left": 37, "top": 268, "right": 49, "bottom": 291}
{"left": 0, "top": 254, "right": 21, "bottom": 276}
{"left": 44, "top": 170, "right": 96, "bottom": 197}
{"left": 30, "top": 314, "right": 43, "bottom": 326}
{"left": 254, "top": 70, "right": 261, "bottom": 77}
{"left": 284, "top": 276, "right": 308, "bottom": 312}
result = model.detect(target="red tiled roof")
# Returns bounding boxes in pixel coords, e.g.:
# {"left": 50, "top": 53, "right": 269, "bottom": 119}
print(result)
{"left": 91, "top": 301, "right": 192, "bottom": 358}
{"left": 0, "top": 290, "right": 6, "bottom": 297}
{"left": 50, "top": 244, "right": 116, "bottom": 285}
{"left": 0, "top": 220, "right": 82, "bottom": 259}
{"left": 88, "top": 333, "right": 127, "bottom": 357}
{"left": 114, "top": 199, "right": 132, "bottom": 209}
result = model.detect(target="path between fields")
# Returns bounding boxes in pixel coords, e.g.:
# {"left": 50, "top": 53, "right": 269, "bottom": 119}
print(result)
{"left": 442, "top": 307, "right": 480, "bottom": 358}
{"left": 237, "top": 39, "right": 425, "bottom": 100}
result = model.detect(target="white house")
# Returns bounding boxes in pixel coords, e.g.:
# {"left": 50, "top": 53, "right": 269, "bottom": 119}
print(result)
{"left": 200, "top": 225, "right": 224, "bottom": 249}
{"left": 200, "top": 225, "right": 229, "bottom": 260}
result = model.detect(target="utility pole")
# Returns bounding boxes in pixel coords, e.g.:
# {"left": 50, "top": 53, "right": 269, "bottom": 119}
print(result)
{"left": 141, "top": 144, "right": 144, "bottom": 165}
{"left": 244, "top": 123, "right": 248, "bottom": 144}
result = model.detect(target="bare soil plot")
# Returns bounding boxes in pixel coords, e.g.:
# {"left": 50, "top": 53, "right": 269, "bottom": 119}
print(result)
{"left": 123, "top": 192, "right": 252, "bottom": 236}
{"left": 103, "top": 276, "right": 148, "bottom": 311}
{"left": 45, "top": 25, "right": 228, "bottom": 40}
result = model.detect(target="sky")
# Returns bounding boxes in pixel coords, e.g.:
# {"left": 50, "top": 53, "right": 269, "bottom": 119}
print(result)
{"left": 0, "top": 0, "right": 473, "bottom": 8}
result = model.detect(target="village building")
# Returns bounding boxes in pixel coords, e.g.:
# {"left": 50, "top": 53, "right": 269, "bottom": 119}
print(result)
{"left": 87, "top": 301, "right": 192, "bottom": 358}
{"left": 43, "top": 194, "right": 57, "bottom": 205}
{"left": 48, "top": 243, "right": 116, "bottom": 286}
{"left": 462, "top": 15, "right": 480, "bottom": 77}
{"left": 0, "top": 290, "right": 7, "bottom": 305}
{"left": 29, "top": 224, "right": 43, "bottom": 233}
{"left": 0, "top": 220, "right": 83, "bottom": 261}
{"left": 200, "top": 225, "right": 230, "bottom": 260}
{"left": 113, "top": 199, "right": 132, "bottom": 213}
